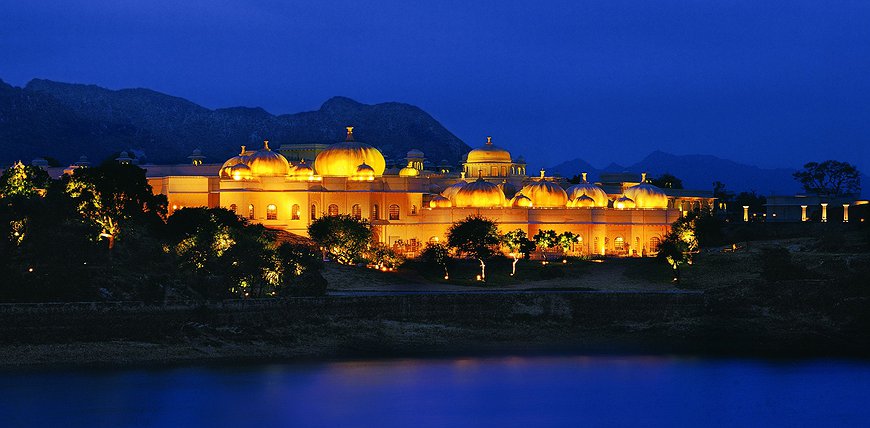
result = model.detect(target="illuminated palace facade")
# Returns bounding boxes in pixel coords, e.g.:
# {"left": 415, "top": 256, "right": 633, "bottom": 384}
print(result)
{"left": 143, "top": 127, "right": 714, "bottom": 256}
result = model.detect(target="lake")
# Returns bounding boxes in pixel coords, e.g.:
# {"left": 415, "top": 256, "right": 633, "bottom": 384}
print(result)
{"left": 2, "top": 356, "right": 869, "bottom": 427}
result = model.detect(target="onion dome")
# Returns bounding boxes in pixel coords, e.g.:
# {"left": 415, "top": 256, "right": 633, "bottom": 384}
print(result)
{"left": 466, "top": 136, "right": 512, "bottom": 163}
{"left": 566, "top": 172, "right": 609, "bottom": 207}
{"left": 399, "top": 162, "right": 419, "bottom": 177}
{"left": 314, "top": 127, "right": 386, "bottom": 177}
{"left": 229, "top": 163, "right": 252, "bottom": 181}
{"left": 570, "top": 194, "right": 596, "bottom": 208}
{"left": 441, "top": 181, "right": 468, "bottom": 200}
{"left": 518, "top": 175, "right": 568, "bottom": 208}
{"left": 247, "top": 140, "right": 291, "bottom": 177}
{"left": 220, "top": 146, "right": 250, "bottom": 178}
{"left": 614, "top": 195, "right": 636, "bottom": 209}
{"left": 510, "top": 193, "right": 533, "bottom": 208}
{"left": 452, "top": 177, "right": 506, "bottom": 208}
{"left": 429, "top": 195, "right": 452, "bottom": 208}
{"left": 407, "top": 149, "right": 424, "bottom": 158}
{"left": 354, "top": 162, "right": 376, "bottom": 181}
{"left": 292, "top": 159, "right": 314, "bottom": 180}
{"left": 623, "top": 172, "right": 668, "bottom": 209}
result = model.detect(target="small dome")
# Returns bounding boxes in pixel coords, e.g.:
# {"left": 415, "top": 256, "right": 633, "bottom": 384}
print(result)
{"left": 428, "top": 183, "right": 442, "bottom": 194}
{"left": 399, "top": 164, "right": 419, "bottom": 177}
{"left": 314, "top": 127, "right": 386, "bottom": 177}
{"left": 441, "top": 181, "right": 467, "bottom": 200}
{"left": 220, "top": 146, "right": 250, "bottom": 178}
{"left": 452, "top": 178, "right": 505, "bottom": 208}
{"left": 407, "top": 149, "right": 424, "bottom": 158}
{"left": 466, "top": 136, "right": 512, "bottom": 163}
{"left": 229, "top": 163, "right": 252, "bottom": 181}
{"left": 510, "top": 193, "right": 533, "bottom": 208}
{"left": 614, "top": 195, "right": 636, "bottom": 209}
{"left": 291, "top": 159, "right": 314, "bottom": 180}
{"left": 566, "top": 172, "right": 608, "bottom": 207}
{"left": 518, "top": 180, "right": 568, "bottom": 208}
{"left": 248, "top": 140, "right": 291, "bottom": 177}
{"left": 570, "top": 194, "right": 596, "bottom": 208}
{"left": 354, "top": 162, "right": 375, "bottom": 181}
{"left": 429, "top": 195, "right": 452, "bottom": 208}
{"left": 623, "top": 172, "right": 668, "bottom": 209}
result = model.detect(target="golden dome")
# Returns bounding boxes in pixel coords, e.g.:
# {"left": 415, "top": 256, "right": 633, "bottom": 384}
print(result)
{"left": 314, "top": 127, "right": 386, "bottom": 177}
{"left": 220, "top": 146, "right": 250, "bottom": 178}
{"left": 518, "top": 179, "right": 568, "bottom": 208}
{"left": 566, "top": 172, "right": 608, "bottom": 207}
{"left": 441, "top": 181, "right": 467, "bottom": 200}
{"left": 229, "top": 163, "right": 252, "bottom": 181}
{"left": 291, "top": 159, "right": 314, "bottom": 180}
{"left": 510, "top": 193, "right": 533, "bottom": 208}
{"left": 247, "top": 140, "right": 291, "bottom": 177}
{"left": 623, "top": 172, "right": 668, "bottom": 209}
{"left": 429, "top": 195, "right": 452, "bottom": 208}
{"left": 354, "top": 162, "right": 376, "bottom": 181}
{"left": 452, "top": 178, "right": 505, "bottom": 208}
{"left": 569, "top": 194, "right": 595, "bottom": 208}
{"left": 399, "top": 162, "right": 419, "bottom": 177}
{"left": 614, "top": 195, "right": 636, "bottom": 209}
{"left": 465, "top": 136, "right": 512, "bottom": 163}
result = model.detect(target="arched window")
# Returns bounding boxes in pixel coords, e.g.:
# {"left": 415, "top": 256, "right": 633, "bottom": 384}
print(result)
{"left": 266, "top": 204, "right": 277, "bottom": 220}
{"left": 389, "top": 204, "right": 400, "bottom": 220}
{"left": 371, "top": 204, "right": 379, "bottom": 220}
{"left": 229, "top": 204, "right": 237, "bottom": 214}
{"left": 614, "top": 236, "right": 624, "bottom": 251}
{"left": 291, "top": 204, "right": 300, "bottom": 220}
{"left": 328, "top": 204, "right": 339, "bottom": 216}
{"left": 311, "top": 204, "right": 317, "bottom": 220}
{"left": 649, "top": 237, "right": 661, "bottom": 252}
{"left": 248, "top": 204, "right": 255, "bottom": 220}
{"left": 411, "top": 205, "right": 417, "bottom": 215}
{"left": 351, "top": 204, "right": 362, "bottom": 220}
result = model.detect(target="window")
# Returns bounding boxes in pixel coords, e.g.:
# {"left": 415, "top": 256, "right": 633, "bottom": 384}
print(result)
{"left": 389, "top": 204, "right": 400, "bottom": 220}
{"left": 371, "top": 204, "right": 379, "bottom": 220}
{"left": 291, "top": 204, "right": 300, "bottom": 220}
{"left": 229, "top": 204, "right": 237, "bottom": 214}
{"left": 490, "top": 166, "right": 498, "bottom": 176}
{"left": 411, "top": 205, "right": 417, "bottom": 215}
{"left": 328, "top": 204, "right": 339, "bottom": 216}
{"left": 266, "top": 204, "right": 277, "bottom": 220}
{"left": 311, "top": 204, "right": 317, "bottom": 220}
{"left": 248, "top": 204, "right": 255, "bottom": 220}
{"left": 614, "top": 236, "right": 624, "bottom": 251}
{"left": 500, "top": 166, "right": 506, "bottom": 176}
{"left": 351, "top": 204, "right": 362, "bottom": 220}
{"left": 649, "top": 237, "right": 661, "bottom": 252}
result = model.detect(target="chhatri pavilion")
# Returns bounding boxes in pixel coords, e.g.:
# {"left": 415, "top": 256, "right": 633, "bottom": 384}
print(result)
{"left": 139, "top": 126, "right": 714, "bottom": 256}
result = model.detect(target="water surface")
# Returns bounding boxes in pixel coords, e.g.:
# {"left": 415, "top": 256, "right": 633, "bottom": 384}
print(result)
{"left": 2, "top": 356, "right": 869, "bottom": 427}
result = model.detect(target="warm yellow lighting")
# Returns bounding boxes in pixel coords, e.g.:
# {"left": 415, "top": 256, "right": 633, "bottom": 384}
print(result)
{"left": 743, "top": 205, "right": 749, "bottom": 222}
{"left": 821, "top": 203, "right": 828, "bottom": 222}
{"left": 843, "top": 204, "right": 849, "bottom": 222}
{"left": 801, "top": 205, "right": 808, "bottom": 222}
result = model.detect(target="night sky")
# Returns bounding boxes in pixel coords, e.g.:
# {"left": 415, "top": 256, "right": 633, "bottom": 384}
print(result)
{"left": 2, "top": 0, "right": 868, "bottom": 172}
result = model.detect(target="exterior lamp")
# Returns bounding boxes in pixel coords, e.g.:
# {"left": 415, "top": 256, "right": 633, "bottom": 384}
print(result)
{"left": 821, "top": 203, "right": 828, "bottom": 223}
{"left": 742, "top": 206, "right": 749, "bottom": 222}
{"left": 801, "top": 205, "right": 808, "bottom": 222}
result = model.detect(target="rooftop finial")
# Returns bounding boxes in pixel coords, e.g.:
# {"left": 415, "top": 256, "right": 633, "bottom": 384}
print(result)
{"left": 540, "top": 168, "right": 545, "bottom": 178}
{"left": 478, "top": 169, "right": 483, "bottom": 179}
{"left": 240, "top": 145, "right": 247, "bottom": 155}
{"left": 461, "top": 171, "right": 466, "bottom": 179}
{"left": 263, "top": 140, "right": 270, "bottom": 151}
{"left": 346, "top": 126, "right": 354, "bottom": 142}
{"left": 582, "top": 172, "right": 588, "bottom": 182}
{"left": 486, "top": 136, "right": 492, "bottom": 145}
{"left": 641, "top": 172, "right": 647, "bottom": 182}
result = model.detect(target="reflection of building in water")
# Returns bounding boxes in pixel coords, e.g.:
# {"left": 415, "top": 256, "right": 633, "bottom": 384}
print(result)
{"left": 39, "top": 127, "right": 720, "bottom": 257}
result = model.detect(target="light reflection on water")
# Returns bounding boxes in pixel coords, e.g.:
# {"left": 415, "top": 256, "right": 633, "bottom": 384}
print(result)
{"left": 2, "top": 356, "right": 870, "bottom": 427}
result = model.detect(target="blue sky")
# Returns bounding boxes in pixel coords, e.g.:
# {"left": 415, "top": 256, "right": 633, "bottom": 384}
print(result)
{"left": 1, "top": 0, "right": 868, "bottom": 172}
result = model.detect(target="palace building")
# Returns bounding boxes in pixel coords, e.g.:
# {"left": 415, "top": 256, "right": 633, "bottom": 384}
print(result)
{"left": 49, "top": 127, "right": 718, "bottom": 257}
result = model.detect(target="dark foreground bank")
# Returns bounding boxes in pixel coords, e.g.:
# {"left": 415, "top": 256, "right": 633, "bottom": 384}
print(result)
{"left": 1, "top": 289, "right": 867, "bottom": 370}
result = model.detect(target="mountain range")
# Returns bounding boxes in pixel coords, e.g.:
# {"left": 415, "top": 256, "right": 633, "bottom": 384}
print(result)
{"left": 0, "top": 78, "right": 470, "bottom": 166}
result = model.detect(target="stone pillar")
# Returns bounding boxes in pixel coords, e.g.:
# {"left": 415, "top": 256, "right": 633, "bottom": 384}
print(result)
{"left": 821, "top": 203, "right": 828, "bottom": 223}
{"left": 801, "top": 205, "right": 808, "bottom": 222}
{"left": 743, "top": 205, "right": 749, "bottom": 222}
{"left": 843, "top": 204, "right": 849, "bottom": 223}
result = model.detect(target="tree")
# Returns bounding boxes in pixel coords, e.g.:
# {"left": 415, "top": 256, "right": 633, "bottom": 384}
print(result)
{"left": 533, "top": 229, "right": 558, "bottom": 260}
{"left": 793, "top": 160, "right": 861, "bottom": 196}
{"left": 307, "top": 214, "right": 372, "bottom": 265}
{"left": 0, "top": 161, "right": 50, "bottom": 199}
{"left": 64, "top": 163, "right": 167, "bottom": 250}
{"left": 734, "top": 191, "right": 766, "bottom": 221}
{"left": 557, "top": 231, "right": 581, "bottom": 260}
{"left": 713, "top": 181, "right": 733, "bottom": 203}
{"left": 657, "top": 214, "right": 700, "bottom": 284}
{"left": 447, "top": 215, "right": 501, "bottom": 281}
{"left": 649, "top": 173, "right": 683, "bottom": 189}
{"left": 419, "top": 242, "right": 451, "bottom": 279}
{"left": 502, "top": 229, "right": 535, "bottom": 276}
{"left": 275, "top": 242, "right": 326, "bottom": 296}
